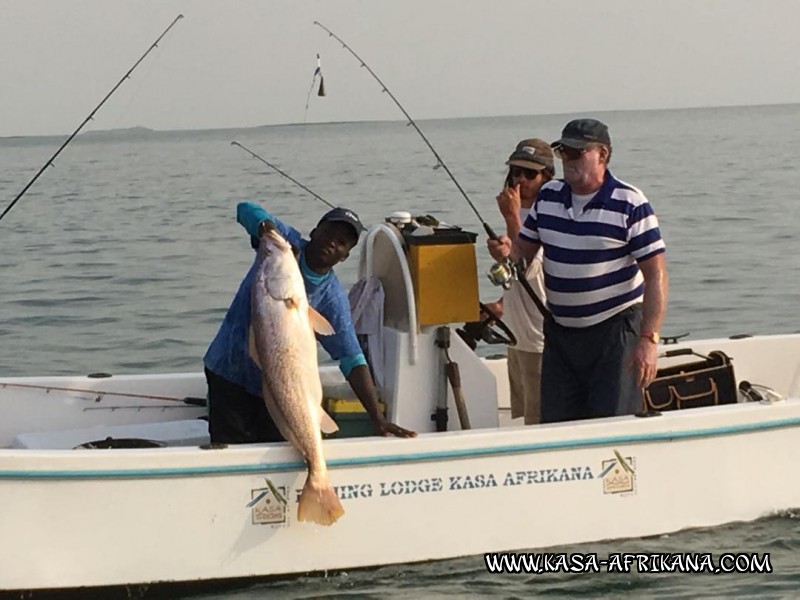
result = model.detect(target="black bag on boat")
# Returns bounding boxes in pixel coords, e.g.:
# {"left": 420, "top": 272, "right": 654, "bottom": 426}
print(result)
{"left": 643, "top": 350, "right": 737, "bottom": 412}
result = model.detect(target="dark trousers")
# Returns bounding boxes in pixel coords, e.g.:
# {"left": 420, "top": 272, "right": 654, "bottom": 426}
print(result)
{"left": 540, "top": 305, "right": 644, "bottom": 423}
{"left": 205, "top": 368, "right": 284, "bottom": 444}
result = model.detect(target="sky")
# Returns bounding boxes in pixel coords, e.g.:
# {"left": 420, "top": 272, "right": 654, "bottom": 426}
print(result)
{"left": 1, "top": 0, "right": 799, "bottom": 137}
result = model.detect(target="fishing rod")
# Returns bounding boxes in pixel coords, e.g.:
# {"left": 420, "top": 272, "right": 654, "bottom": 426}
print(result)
{"left": 315, "top": 22, "right": 552, "bottom": 323}
{"left": 0, "top": 14, "right": 185, "bottom": 225}
{"left": 231, "top": 141, "right": 335, "bottom": 209}
{"left": 313, "top": 21, "right": 500, "bottom": 241}
{"left": 0, "top": 381, "right": 205, "bottom": 406}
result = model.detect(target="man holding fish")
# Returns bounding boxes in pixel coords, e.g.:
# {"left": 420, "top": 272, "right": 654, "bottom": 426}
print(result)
{"left": 204, "top": 202, "right": 414, "bottom": 525}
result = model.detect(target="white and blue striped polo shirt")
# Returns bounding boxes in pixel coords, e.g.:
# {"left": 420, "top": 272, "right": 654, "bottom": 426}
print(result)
{"left": 519, "top": 171, "right": 665, "bottom": 328}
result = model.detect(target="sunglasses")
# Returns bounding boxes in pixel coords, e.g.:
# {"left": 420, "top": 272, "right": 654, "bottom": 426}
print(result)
{"left": 509, "top": 166, "right": 541, "bottom": 180}
{"left": 554, "top": 145, "right": 589, "bottom": 160}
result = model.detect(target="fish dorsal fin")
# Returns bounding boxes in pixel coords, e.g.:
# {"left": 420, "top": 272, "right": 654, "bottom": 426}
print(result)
{"left": 309, "top": 306, "right": 335, "bottom": 336}
{"left": 319, "top": 405, "right": 339, "bottom": 434}
{"left": 248, "top": 324, "right": 262, "bottom": 369}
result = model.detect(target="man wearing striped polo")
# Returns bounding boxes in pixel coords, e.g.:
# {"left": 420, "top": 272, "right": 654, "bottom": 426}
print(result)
{"left": 488, "top": 118, "right": 668, "bottom": 422}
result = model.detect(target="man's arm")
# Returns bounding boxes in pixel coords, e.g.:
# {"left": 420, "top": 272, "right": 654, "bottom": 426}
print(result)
{"left": 630, "top": 253, "right": 669, "bottom": 387}
{"left": 639, "top": 253, "right": 668, "bottom": 338}
{"left": 487, "top": 234, "right": 541, "bottom": 265}
{"left": 496, "top": 184, "right": 523, "bottom": 239}
{"left": 315, "top": 282, "right": 416, "bottom": 438}
{"left": 488, "top": 187, "right": 542, "bottom": 264}
{"left": 346, "top": 364, "right": 416, "bottom": 438}
{"left": 482, "top": 298, "right": 504, "bottom": 318}
{"left": 236, "top": 201, "right": 303, "bottom": 247}
{"left": 513, "top": 236, "right": 541, "bottom": 264}
{"left": 486, "top": 185, "right": 541, "bottom": 264}
{"left": 237, "top": 202, "right": 272, "bottom": 237}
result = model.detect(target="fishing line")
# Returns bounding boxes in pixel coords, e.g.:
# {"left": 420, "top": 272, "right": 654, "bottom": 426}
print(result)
{"left": 105, "top": 44, "right": 163, "bottom": 131}
{"left": 304, "top": 53, "right": 326, "bottom": 115}
{"left": 231, "top": 141, "right": 335, "bottom": 209}
{"left": 315, "top": 22, "right": 552, "bottom": 322}
{"left": 314, "top": 21, "right": 500, "bottom": 240}
{"left": 290, "top": 53, "right": 327, "bottom": 168}
{"left": 0, "top": 14, "right": 185, "bottom": 225}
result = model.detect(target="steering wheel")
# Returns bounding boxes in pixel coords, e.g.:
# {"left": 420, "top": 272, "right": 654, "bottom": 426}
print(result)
{"left": 456, "top": 302, "right": 517, "bottom": 349}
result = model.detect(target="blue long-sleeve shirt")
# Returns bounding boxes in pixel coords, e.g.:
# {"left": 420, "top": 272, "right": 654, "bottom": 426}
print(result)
{"left": 204, "top": 202, "right": 367, "bottom": 397}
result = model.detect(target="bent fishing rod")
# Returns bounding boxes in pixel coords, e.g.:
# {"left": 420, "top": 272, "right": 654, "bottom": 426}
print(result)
{"left": 0, "top": 381, "right": 205, "bottom": 406}
{"left": 314, "top": 22, "right": 551, "bottom": 322}
{"left": 230, "top": 141, "right": 335, "bottom": 209}
{"left": 313, "top": 21, "right": 500, "bottom": 241}
{"left": 0, "top": 14, "right": 185, "bottom": 225}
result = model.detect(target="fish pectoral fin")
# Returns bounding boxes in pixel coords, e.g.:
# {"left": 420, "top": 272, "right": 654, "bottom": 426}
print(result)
{"left": 308, "top": 307, "right": 335, "bottom": 336}
{"left": 319, "top": 406, "right": 339, "bottom": 434}
{"left": 248, "top": 325, "right": 262, "bottom": 369}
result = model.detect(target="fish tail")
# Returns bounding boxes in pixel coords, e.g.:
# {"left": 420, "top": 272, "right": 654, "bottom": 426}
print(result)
{"left": 297, "top": 471, "right": 345, "bottom": 526}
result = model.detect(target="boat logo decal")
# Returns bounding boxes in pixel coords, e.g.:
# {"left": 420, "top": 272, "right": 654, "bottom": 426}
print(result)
{"left": 599, "top": 450, "right": 636, "bottom": 495}
{"left": 248, "top": 478, "right": 289, "bottom": 526}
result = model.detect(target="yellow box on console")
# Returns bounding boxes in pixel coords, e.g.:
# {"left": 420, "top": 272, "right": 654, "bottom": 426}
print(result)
{"left": 325, "top": 398, "right": 385, "bottom": 414}
{"left": 323, "top": 398, "right": 385, "bottom": 438}
{"left": 406, "top": 229, "right": 480, "bottom": 327}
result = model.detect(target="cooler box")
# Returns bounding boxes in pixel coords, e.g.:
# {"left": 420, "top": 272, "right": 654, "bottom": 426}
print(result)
{"left": 323, "top": 397, "right": 385, "bottom": 438}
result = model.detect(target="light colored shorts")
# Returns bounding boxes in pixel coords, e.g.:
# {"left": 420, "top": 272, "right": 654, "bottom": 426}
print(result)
{"left": 507, "top": 347, "right": 543, "bottom": 425}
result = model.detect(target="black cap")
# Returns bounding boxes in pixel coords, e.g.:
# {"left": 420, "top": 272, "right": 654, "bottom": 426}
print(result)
{"left": 551, "top": 118, "right": 611, "bottom": 149}
{"left": 318, "top": 207, "right": 365, "bottom": 238}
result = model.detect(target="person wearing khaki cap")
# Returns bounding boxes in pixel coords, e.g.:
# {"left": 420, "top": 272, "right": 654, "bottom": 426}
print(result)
{"left": 488, "top": 119, "right": 668, "bottom": 423}
{"left": 482, "top": 138, "right": 554, "bottom": 425}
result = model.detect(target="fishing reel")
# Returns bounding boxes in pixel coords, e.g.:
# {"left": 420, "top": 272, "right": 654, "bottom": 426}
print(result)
{"left": 487, "top": 259, "right": 517, "bottom": 290}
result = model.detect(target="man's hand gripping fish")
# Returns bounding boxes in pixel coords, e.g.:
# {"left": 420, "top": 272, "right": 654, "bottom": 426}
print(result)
{"left": 249, "top": 222, "right": 344, "bottom": 526}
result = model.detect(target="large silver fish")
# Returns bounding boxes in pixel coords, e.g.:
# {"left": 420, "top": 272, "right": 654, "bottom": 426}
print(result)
{"left": 249, "top": 223, "right": 344, "bottom": 526}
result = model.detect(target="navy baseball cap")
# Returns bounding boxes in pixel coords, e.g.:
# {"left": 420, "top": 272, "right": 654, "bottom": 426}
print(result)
{"left": 551, "top": 118, "right": 611, "bottom": 149}
{"left": 318, "top": 207, "right": 365, "bottom": 238}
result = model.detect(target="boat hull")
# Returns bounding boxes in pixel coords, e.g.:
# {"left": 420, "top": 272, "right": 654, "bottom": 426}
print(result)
{"left": 1, "top": 398, "right": 799, "bottom": 591}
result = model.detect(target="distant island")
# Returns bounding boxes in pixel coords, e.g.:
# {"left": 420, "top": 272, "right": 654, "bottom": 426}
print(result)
{"left": 3, "top": 102, "right": 799, "bottom": 140}
{"left": 80, "top": 126, "right": 157, "bottom": 137}
{"left": 0, "top": 126, "right": 160, "bottom": 142}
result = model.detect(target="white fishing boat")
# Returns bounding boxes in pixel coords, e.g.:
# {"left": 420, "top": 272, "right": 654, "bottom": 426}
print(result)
{"left": 2, "top": 222, "right": 799, "bottom": 594}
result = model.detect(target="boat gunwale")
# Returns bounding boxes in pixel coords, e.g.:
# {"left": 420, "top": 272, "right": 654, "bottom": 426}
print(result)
{"left": 1, "top": 406, "right": 798, "bottom": 480}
